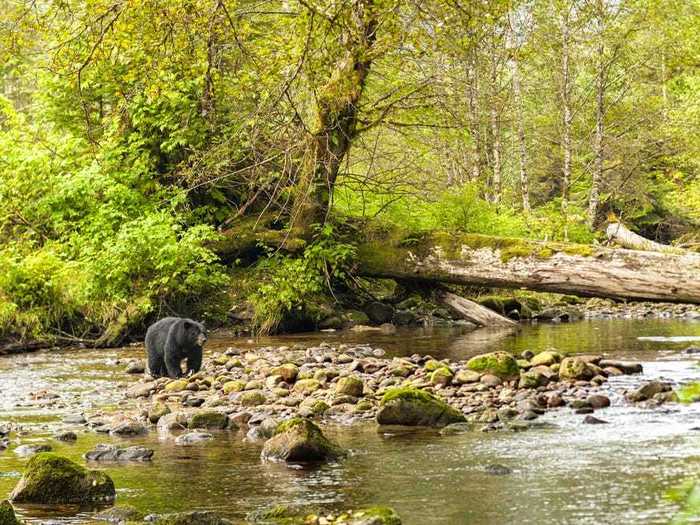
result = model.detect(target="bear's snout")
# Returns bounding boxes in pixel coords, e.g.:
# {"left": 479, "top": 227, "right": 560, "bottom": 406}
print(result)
{"left": 196, "top": 333, "right": 208, "bottom": 346}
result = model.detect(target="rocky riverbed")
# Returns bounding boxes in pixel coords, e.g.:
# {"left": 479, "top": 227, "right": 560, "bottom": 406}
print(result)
{"left": 2, "top": 320, "right": 700, "bottom": 524}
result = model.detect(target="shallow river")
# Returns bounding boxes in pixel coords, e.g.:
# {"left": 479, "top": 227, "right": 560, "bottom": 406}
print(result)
{"left": 2, "top": 320, "right": 700, "bottom": 525}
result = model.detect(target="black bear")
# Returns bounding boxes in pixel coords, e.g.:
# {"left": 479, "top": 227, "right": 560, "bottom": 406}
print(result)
{"left": 144, "top": 317, "right": 207, "bottom": 378}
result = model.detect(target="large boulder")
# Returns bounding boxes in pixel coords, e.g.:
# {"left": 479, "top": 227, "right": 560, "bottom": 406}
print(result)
{"left": 9, "top": 453, "right": 115, "bottom": 504}
{"left": 0, "top": 500, "right": 20, "bottom": 525}
{"left": 466, "top": 352, "right": 519, "bottom": 380}
{"left": 376, "top": 387, "right": 465, "bottom": 427}
{"left": 261, "top": 418, "right": 345, "bottom": 463}
{"left": 346, "top": 506, "right": 402, "bottom": 525}
{"left": 336, "top": 376, "right": 364, "bottom": 397}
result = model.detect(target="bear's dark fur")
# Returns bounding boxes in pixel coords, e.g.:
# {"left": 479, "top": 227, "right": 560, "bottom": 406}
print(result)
{"left": 144, "top": 317, "right": 207, "bottom": 378}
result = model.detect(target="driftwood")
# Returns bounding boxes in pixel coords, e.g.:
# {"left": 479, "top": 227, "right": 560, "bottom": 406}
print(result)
{"left": 606, "top": 221, "right": 683, "bottom": 254}
{"left": 438, "top": 291, "right": 516, "bottom": 327}
{"left": 357, "top": 231, "right": 700, "bottom": 304}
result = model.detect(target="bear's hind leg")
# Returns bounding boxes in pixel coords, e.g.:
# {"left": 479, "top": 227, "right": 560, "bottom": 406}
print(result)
{"left": 164, "top": 354, "right": 183, "bottom": 378}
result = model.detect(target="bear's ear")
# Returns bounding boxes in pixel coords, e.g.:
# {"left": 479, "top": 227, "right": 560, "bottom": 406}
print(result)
{"left": 182, "top": 320, "right": 192, "bottom": 330}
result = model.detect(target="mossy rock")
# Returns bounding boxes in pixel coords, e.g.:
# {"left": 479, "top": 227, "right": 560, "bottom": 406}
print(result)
{"left": 454, "top": 369, "right": 481, "bottom": 384}
{"left": 9, "top": 453, "right": 115, "bottom": 505}
{"left": 423, "top": 359, "right": 446, "bottom": 372}
{"left": 344, "top": 310, "right": 370, "bottom": 325}
{"left": 151, "top": 511, "right": 233, "bottom": 524}
{"left": 376, "top": 387, "right": 465, "bottom": 427}
{"left": 164, "top": 379, "right": 189, "bottom": 393}
{"left": 298, "top": 398, "right": 330, "bottom": 417}
{"left": 95, "top": 504, "right": 145, "bottom": 523}
{"left": 0, "top": 500, "right": 20, "bottom": 525}
{"left": 336, "top": 376, "right": 364, "bottom": 397}
{"left": 347, "top": 506, "right": 402, "bottom": 525}
{"left": 293, "top": 379, "right": 322, "bottom": 394}
{"left": 466, "top": 352, "right": 519, "bottom": 379}
{"left": 559, "top": 357, "right": 593, "bottom": 380}
{"left": 239, "top": 390, "right": 267, "bottom": 407}
{"left": 271, "top": 364, "right": 299, "bottom": 383}
{"left": 213, "top": 354, "right": 230, "bottom": 366}
{"left": 261, "top": 418, "right": 346, "bottom": 463}
{"left": 148, "top": 402, "right": 171, "bottom": 424}
{"left": 530, "top": 350, "right": 562, "bottom": 367}
{"left": 430, "top": 367, "right": 454, "bottom": 386}
{"left": 223, "top": 380, "right": 246, "bottom": 394}
{"left": 189, "top": 410, "right": 228, "bottom": 430}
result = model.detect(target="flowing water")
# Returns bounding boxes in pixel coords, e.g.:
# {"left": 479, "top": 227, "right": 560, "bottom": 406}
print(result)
{"left": 2, "top": 319, "right": 700, "bottom": 525}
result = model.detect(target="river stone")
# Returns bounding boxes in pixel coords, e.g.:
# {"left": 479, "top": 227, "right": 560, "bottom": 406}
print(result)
{"left": 54, "top": 431, "right": 77, "bottom": 442}
{"left": 583, "top": 415, "right": 609, "bottom": 424}
{"left": 157, "top": 412, "right": 189, "bottom": 433}
{"left": 175, "top": 432, "right": 213, "bottom": 446}
{"left": 484, "top": 464, "right": 513, "bottom": 476}
{"left": 261, "top": 418, "right": 346, "bottom": 463}
{"left": 439, "top": 422, "right": 475, "bottom": 435}
{"left": 530, "top": 350, "right": 562, "bottom": 367}
{"left": 298, "top": 398, "right": 330, "bottom": 417}
{"left": 518, "top": 369, "right": 548, "bottom": 389}
{"left": 14, "top": 444, "right": 52, "bottom": 457}
{"left": 480, "top": 374, "right": 502, "bottom": 386}
{"left": 239, "top": 390, "right": 266, "bottom": 407}
{"left": 189, "top": 410, "right": 228, "bottom": 430}
{"left": 346, "top": 506, "right": 402, "bottom": 525}
{"left": 559, "top": 357, "right": 594, "bottom": 380}
{"left": 127, "top": 382, "right": 156, "bottom": 399}
{"left": 336, "top": 376, "right": 364, "bottom": 397}
{"left": 587, "top": 394, "right": 611, "bottom": 409}
{"left": 454, "top": 369, "right": 481, "bottom": 384}
{"left": 223, "top": 380, "right": 246, "bottom": 394}
{"left": 150, "top": 511, "right": 234, "bottom": 524}
{"left": 164, "top": 379, "right": 189, "bottom": 393}
{"left": 627, "top": 381, "right": 672, "bottom": 402}
{"left": 125, "top": 360, "right": 146, "bottom": 374}
{"left": 148, "top": 402, "right": 171, "bottom": 424}
{"left": 62, "top": 413, "right": 86, "bottom": 425}
{"left": 376, "top": 387, "right": 465, "bottom": 427}
{"left": 430, "top": 367, "right": 454, "bottom": 386}
{"left": 293, "top": 379, "right": 322, "bottom": 394}
{"left": 95, "top": 504, "right": 145, "bottom": 523}
{"left": 271, "top": 363, "right": 299, "bottom": 383}
{"left": 598, "top": 360, "right": 643, "bottom": 375}
{"left": 466, "top": 352, "right": 519, "bottom": 379}
{"left": 85, "top": 444, "right": 154, "bottom": 462}
{"left": 109, "top": 419, "right": 147, "bottom": 436}
{"left": 0, "top": 500, "right": 20, "bottom": 525}
{"left": 9, "top": 453, "right": 115, "bottom": 504}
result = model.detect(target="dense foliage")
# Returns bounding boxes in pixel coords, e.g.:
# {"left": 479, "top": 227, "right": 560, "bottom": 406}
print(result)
{"left": 0, "top": 0, "right": 699, "bottom": 341}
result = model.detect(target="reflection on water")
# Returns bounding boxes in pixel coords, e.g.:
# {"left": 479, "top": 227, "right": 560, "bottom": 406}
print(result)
{"left": 0, "top": 319, "right": 700, "bottom": 524}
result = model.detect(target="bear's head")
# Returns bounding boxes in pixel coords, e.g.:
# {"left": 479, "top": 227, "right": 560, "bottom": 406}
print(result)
{"left": 183, "top": 319, "right": 207, "bottom": 347}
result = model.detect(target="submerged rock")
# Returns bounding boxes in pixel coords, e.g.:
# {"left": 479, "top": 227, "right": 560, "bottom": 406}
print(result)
{"left": 484, "top": 464, "right": 513, "bottom": 475}
{"left": 13, "top": 444, "right": 51, "bottom": 457}
{"left": 109, "top": 419, "right": 148, "bottom": 436}
{"left": 261, "top": 418, "right": 345, "bottom": 463}
{"left": 149, "top": 511, "right": 233, "bottom": 525}
{"left": 95, "top": 504, "right": 145, "bottom": 523}
{"left": 174, "top": 432, "right": 213, "bottom": 446}
{"left": 9, "top": 453, "right": 115, "bottom": 504}
{"left": 376, "top": 387, "right": 465, "bottom": 427}
{"left": 466, "top": 352, "right": 519, "bottom": 379}
{"left": 345, "top": 506, "right": 402, "bottom": 525}
{"left": 85, "top": 444, "right": 154, "bottom": 462}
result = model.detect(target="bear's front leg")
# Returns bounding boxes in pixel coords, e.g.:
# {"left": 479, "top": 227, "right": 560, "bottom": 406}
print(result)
{"left": 186, "top": 347, "right": 203, "bottom": 375}
{"left": 164, "top": 353, "right": 183, "bottom": 378}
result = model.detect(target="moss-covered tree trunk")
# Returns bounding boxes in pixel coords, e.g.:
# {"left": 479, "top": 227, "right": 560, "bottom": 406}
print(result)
{"left": 357, "top": 230, "right": 700, "bottom": 304}
{"left": 291, "top": 0, "right": 378, "bottom": 235}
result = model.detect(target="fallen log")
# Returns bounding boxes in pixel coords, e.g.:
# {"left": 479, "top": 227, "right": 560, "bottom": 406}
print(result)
{"left": 438, "top": 291, "right": 516, "bottom": 327}
{"left": 357, "top": 230, "right": 700, "bottom": 304}
{"left": 606, "top": 221, "right": 683, "bottom": 254}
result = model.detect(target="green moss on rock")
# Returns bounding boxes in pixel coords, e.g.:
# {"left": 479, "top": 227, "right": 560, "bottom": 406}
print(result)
{"left": 346, "top": 506, "right": 402, "bottom": 525}
{"left": 430, "top": 367, "right": 454, "bottom": 386}
{"left": 262, "top": 418, "right": 346, "bottom": 463}
{"left": 377, "top": 387, "right": 465, "bottom": 427}
{"left": 152, "top": 511, "right": 233, "bottom": 524}
{"left": 466, "top": 352, "right": 519, "bottom": 379}
{"left": 293, "top": 379, "right": 322, "bottom": 394}
{"left": 189, "top": 410, "right": 228, "bottom": 430}
{"left": 559, "top": 357, "right": 594, "bottom": 380}
{"left": 9, "top": 453, "right": 115, "bottom": 505}
{"left": 0, "top": 500, "right": 20, "bottom": 525}
{"left": 335, "top": 376, "right": 364, "bottom": 397}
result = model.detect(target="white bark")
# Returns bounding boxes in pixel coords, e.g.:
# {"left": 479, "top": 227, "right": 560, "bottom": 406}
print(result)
{"left": 439, "top": 291, "right": 516, "bottom": 327}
